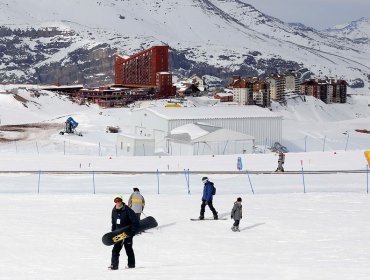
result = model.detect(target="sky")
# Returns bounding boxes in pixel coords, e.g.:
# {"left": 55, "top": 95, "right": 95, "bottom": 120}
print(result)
{"left": 244, "top": 0, "right": 370, "bottom": 30}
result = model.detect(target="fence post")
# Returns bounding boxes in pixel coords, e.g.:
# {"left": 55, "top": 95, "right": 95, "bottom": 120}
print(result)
{"left": 301, "top": 160, "right": 306, "bottom": 193}
{"left": 322, "top": 136, "right": 326, "bottom": 152}
{"left": 37, "top": 170, "right": 41, "bottom": 194}
{"left": 92, "top": 171, "right": 96, "bottom": 194}
{"left": 345, "top": 133, "right": 350, "bottom": 151}
{"left": 304, "top": 136, "right": 307, "bottom": 152}
{"left": 245, "top": 168, "right": 254, "bottom": 194}
{"left": 156, "top": 169, "right": 160, "bottom": 194}
{"left": 183, "top": 169, "right": 190, "bottom": 194}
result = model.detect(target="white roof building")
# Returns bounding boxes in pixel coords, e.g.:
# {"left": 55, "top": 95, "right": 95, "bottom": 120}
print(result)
{"left": 131, "top": 106, "right": 282, "bottom": 147}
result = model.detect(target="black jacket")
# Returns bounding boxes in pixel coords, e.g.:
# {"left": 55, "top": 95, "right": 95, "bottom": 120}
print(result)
{"left": 111, "top": 203, "right": 140, "bottom": 235}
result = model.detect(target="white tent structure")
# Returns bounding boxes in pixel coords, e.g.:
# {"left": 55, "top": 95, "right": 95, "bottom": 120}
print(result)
{"left": 166, "top": 123, "right": 255, "bottom": 155}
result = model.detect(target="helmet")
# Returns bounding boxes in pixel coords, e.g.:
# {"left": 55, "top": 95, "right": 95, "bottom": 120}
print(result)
{"left": 201, "top": 177, "right": 208, "bottom": 181}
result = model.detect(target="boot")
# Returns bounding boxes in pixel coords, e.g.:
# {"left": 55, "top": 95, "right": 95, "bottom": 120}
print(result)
{"left": 213, "top": 212, "right": 218, "bottom": 220}
{"left": 108, "top": 265, "right": 118, "bottom": 270}
{"left": 231, "top": 226, "right": 235, "bottom": 231}
{"left": 199, "top": 215, "right": 204, "bottom": 220}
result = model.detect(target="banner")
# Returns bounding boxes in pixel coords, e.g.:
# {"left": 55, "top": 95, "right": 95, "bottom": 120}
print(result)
{"left": 365, "top": 151, "right": 370, "bottom": 166}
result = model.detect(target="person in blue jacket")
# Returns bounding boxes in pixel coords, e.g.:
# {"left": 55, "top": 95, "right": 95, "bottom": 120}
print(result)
{"left": 199, "top": 177, "right": 218, "bottom": 220}
{"left": 109, "top": 194, "right": 140, "bottom": 270}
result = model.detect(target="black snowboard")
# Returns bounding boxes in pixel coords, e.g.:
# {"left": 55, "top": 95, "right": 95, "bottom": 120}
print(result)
{"left": 102, "top": 216, "right": 158, "bottom": 246}
{"left": 190, "top": 218, "right": 227, "bottom": 221}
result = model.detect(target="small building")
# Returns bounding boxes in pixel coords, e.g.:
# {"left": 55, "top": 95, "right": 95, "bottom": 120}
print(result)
{"left": 116, "top": 133, "right": 155, "bottom": 156}
{"left": 214, "top": 92, "right": 233, "bottom": 102}
{"left": 166, "top": 123, "right": 255, "bottom": 155}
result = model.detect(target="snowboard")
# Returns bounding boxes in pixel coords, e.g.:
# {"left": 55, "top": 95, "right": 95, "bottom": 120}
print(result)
{"left": 102, "top": 216, "right": 158, "bottom": 246}
{"left": 190, "top": 218, "right": 227, "bottom": 221}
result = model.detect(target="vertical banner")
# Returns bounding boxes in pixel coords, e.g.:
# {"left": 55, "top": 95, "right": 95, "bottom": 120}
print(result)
{"left": 237, "top": 157, "right": 243, "bottom": 171}
{"left": 364, "top": 151, "right": 370, "bottom": 166}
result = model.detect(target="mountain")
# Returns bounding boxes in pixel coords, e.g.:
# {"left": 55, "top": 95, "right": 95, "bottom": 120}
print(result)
{"left": 0, "top": 0, "right": 369, "bottom": 92}
{"left": 325, "top": 18, "right": 370, "bottom": 42}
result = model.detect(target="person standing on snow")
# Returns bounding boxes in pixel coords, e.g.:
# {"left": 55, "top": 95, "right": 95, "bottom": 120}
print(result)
{"left": 231, "top": 197, "right": 243, "bottom": 232}
{"left": 276, "top": 152, "right": 285, "bottom": 172}
{"left": 128, "top": 187, "right": 145, "bottom": 219}
{"left": 109, "top": 194, "right": 139, "bottom": 270}
{"left": 199, "top": 177, "right": 218, "bottom": 220}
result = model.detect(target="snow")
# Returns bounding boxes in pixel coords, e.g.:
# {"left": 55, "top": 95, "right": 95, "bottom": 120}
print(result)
{"left": 0, "top": 86, "right": 370, "bottom": 279}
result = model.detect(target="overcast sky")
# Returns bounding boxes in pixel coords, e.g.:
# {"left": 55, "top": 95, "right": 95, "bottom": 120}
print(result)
{"left": 244, "top": 0, "right": 370, "bottom": 30}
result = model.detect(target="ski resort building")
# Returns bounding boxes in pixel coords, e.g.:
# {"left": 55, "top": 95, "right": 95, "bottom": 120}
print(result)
{"left": 230, "top": 76, "right": 270, "bottom": 107}
{"left": 131, "top": 106, "right": 282, "bottom": 151}
{"left": 114, "top": 45, "right": 175, "bottom": 97}
{"left": 300, "top": 79, "right": 347, "bottom": 104}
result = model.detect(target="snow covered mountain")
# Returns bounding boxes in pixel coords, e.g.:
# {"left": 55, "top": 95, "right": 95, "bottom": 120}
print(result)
{"left": 325, "top": 18, "right": 370, "bottom": 42}
{"left": 0, "top": 0, "right": 369, "bottom": 93}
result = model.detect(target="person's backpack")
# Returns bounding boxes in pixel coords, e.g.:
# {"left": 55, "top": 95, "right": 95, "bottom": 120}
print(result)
{"left": 212, "top": 184, "right": 216, "bottom": 195}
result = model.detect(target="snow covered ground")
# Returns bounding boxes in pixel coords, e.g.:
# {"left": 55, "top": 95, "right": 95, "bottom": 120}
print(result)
{"left": 0, "top": 190, "right": 369, "bottom": 280}
{"left": 0, "top": 86, "right": 370, "bottom": 279}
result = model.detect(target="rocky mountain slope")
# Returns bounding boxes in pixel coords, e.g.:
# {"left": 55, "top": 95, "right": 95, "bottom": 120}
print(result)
{"left": 0, "top": 0, "right": 369, "bottom": 92}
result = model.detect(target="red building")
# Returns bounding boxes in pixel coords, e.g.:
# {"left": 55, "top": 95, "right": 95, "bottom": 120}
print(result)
{"left": 114, "top": 46, "right": 174, "bottom": 97}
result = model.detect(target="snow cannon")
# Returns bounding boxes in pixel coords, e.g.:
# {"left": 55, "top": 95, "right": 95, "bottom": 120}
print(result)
{"left": 59, "top": 117, "right": 82, "bottom": 136}
{"left": 66, "top": 117, "right": 78, "bottom": 130}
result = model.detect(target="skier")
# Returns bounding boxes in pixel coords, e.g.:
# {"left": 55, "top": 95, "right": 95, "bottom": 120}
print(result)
{"left": 231, "top": 197, "right": 243, "bottom": 232}
{"left": 109, "top": 194, "right": 140, "bottom": 270}
{"left": 199, "top": 177, "right": 218, "bottom": 220}
{"left": 128, "top": 187, "right": 145, "bottom": 219}
{"left": 275, "top": 152, "right": 285, "bottom": 172}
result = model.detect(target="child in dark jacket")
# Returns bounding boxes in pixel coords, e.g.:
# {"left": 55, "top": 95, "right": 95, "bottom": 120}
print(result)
{"left": 231, "top": 197, "right": 242, "bottom": 232}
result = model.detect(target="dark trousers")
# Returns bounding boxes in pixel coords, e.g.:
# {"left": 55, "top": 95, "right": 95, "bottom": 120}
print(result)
{"left": 200, "top": 200, "right": 217, "bottom": 217}
{"left": 233, "top": 220, "right": 240, "bottom": 227}
{"left": 111, "top": 237, "right": 135, "bottom": 268}
{"left": 136, "top": 213, "right": 141, "bottom": 220}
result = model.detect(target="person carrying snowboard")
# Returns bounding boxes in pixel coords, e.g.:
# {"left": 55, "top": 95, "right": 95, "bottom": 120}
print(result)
{"left": 109, "top": 194, "right": 140, "bottom": 270}
{"left": 199, "top": 177, "right": 218, "bottom": 220}
{"left": 128, "top": 187, "right": 145, "bottom": 219}
{"left": 231, "top": 197, "right": 243, "bottom": 232}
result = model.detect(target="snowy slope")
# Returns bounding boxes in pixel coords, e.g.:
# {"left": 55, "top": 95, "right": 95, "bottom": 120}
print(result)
{"left": 1, "top": 85, "right": 369, "bottom": 156}
{"left": 0, "top": 0, "right": 369, "bottom": 92}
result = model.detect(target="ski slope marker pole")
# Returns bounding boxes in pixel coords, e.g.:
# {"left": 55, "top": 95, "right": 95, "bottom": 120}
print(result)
{"left": 187, "top": 169, "right": 190, "bottom": 194}
{"left": 245, "top": 168, "right": 254, "bottom": 194}
{"left": 301, "top": 160, "right": 306, "bottom": 193}
{"left": 183, "top": 169, "right": 188, "bottom": 193}
{"left": 37, "top": 170, "right": 41, "bottom": 194}
{"left": 156, "top": 169, "right": 160, "bottom": 195}
{"left": 366, "top": 164, "right": 369, "bottom": 194}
